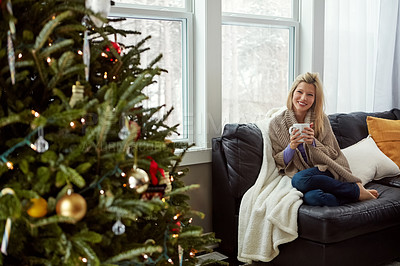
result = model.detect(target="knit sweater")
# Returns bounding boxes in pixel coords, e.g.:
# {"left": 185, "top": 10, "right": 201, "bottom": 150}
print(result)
{"left": 269, "top": 109, "right": 361, "bottom": 183}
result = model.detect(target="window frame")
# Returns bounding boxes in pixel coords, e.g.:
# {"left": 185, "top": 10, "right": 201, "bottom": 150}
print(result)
{"left": 110, "top": 3, "right": 194, "bottom": 143}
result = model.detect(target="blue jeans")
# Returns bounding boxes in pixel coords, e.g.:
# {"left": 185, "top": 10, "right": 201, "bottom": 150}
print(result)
{"left": 291, "top": 167, "right": 360, "bottom": 206}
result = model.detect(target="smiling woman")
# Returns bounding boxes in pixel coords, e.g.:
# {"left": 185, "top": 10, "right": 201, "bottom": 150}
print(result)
{"left": 269, "top": 72, "right": 379, "bottom": 207}
{"left": 291, "top": 82, "right": 315, "bottom": 122}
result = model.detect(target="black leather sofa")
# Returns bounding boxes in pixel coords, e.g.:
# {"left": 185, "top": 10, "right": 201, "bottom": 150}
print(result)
{"left": 212, "top": 109, "right": 400, "bottom": 266}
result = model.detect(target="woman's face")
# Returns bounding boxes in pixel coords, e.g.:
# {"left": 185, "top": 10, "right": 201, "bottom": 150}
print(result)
{"left": 292, "top": 82, "right": 316, "bottom": 114}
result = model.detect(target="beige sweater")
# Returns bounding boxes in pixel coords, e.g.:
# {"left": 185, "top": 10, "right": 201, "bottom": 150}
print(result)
{"left": 269, "top": 109, "right": 361, "bottom": 183}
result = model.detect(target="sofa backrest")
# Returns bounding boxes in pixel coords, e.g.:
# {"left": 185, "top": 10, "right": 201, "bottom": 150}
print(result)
{"left": 213, "top": 108, "right": 400, "bottom": 200}
{"left": 328, "top": 108, "right": 400, "bottom": 149}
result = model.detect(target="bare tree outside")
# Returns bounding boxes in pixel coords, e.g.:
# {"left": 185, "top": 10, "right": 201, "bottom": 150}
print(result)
{"left": 110, "top": 18, "right": 184, "bottom": 139}
{"left": 222, "top": 0, "right": 292, "bottom": 18}
{"left": 222, "top": 0, "right": 293, "bottom": 125}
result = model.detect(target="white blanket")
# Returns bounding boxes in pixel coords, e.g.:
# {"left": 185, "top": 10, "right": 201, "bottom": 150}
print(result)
{"left": 237, "top": 107, "right": 303, "bottom": 263}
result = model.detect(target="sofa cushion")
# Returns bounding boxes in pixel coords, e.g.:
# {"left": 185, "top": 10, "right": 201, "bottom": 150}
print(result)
{"left": 367, "top": 116, "right": 400, "bottom": 168}
{"left": 328, "top": 108, "right": 400, "bottom": 149}
{"left": 221, "top": 123, "right": 263, "bottom": 198}
{"left": 341, "top": 136, "right": 400, "bottom": 185}
{"left": 297, "top": 183, "right": 400, "bottom": 244}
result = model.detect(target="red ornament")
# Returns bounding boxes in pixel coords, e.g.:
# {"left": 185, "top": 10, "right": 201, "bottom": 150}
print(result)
{"left": 147, "top": 156, "right": 165, "bottom": 185}
{"left": 171, "top": 221, "right": 181, "bottom": 233}
{"left": 106, "top": 41, "right": 122, "bottom": 54}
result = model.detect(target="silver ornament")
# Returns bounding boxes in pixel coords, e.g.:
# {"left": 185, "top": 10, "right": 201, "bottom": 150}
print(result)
{"left": 112, "top": 219, "right": 125, "bottom": 235}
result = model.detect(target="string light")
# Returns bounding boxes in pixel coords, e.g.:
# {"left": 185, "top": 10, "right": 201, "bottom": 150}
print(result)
{"left": 70, "top": 121, "right": 75, "bottom": 128}
{"left": 31, "top": 110, "right": 40, "bottom": 117}
{"left": 46, "top": 57, "right": 51, "bottom": 63}
{"left": 172, "top": 234, "right": 179, "bottom": 238}
{"left": 101, "top": 52, "right": 108, "bottom": 58}
{"left": 143, "top": 254, "right": 149, "bottom": 260}
{"left": 6, "top": 161, "right": 13, "bottom": 170}
{"left": 170, "top": 175, "right": 174, "bottom": 182}
{"left": 168, "top": 258, "right": 174, "bottom": 264}
{"left": 103, "top": 72, "right": 108, "bottom": 79}
{"left": 77, "top": 50, "right": 83, "bottom": 55}
{"left": 99, "top": 189, "right": 105, "bottom": 195}
{"left": 173, "top": 214, "right": 180, "bottom": 220}
{"left": 188, "top": 218, "right": 193, "bottom": 224}
{"left": 121, "top": 172, "right": 126, "bottom": 177}
{"left": 80, "top": 118, "right": 86, "bottom": 124}
{"left": 0, "top": 127, "right": 39, "bottom": 171}
{"left": 79, "top": 166, "right": 122, "bottom": 194}
{"left": 81, "top": 257, "right": 88, "bottom": 263}
{"left": 18, "top": 53, "right": 22, "bottom": 59}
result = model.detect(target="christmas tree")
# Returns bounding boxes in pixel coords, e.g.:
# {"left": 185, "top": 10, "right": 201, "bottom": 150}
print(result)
{"left": 0, "top": 0, "right": 220, "bottom": 265}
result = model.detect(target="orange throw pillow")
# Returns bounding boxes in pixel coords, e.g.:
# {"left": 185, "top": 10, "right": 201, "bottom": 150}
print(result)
{"left": 366, "top": 116, "right": 400, "bottom": 167}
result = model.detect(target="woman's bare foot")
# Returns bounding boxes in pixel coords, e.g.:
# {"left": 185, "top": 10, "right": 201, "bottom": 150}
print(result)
{"left": 368, "top": 189, "right": 379, "bottom": 198}
{"left": 357, "top": 183, "right": 377, "bottom": 201}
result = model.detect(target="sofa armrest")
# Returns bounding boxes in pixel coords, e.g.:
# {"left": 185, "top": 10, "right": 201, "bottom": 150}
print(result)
{"left": 220, "top": 123, "right": 263, "bottom": 198}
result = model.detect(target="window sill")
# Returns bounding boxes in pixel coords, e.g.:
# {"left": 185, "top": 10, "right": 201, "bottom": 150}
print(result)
{"left": 177, "top": 147, "right": 212, "bottom": 166}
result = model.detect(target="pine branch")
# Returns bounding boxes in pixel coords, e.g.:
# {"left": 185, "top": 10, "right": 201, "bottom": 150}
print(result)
{"left": 41, "top": 39, "right": 74, "bottom": 58}
{"left": 165, "top": 184, "right": 200, "bottom": 197}
{"left": 48, "top": 51, "right": 76, "bottom": 89}
{"left": 103, "top": 246, "right": 163, "bottom": 264}
{"left": 31, "top": 10, "right": 74, "bottom": 85}
{"left": 59, "top": 164, "right": 86, "bottom": 188}
{"left": 71, "top": 230, "right": 102, "bottom": 244}
{"left": 73, "top": 239, "right": 100, "bottom": 266}
{"left": 0, "top": 110, "right": 32, "bottom": 128}
{"left": 52, "top": 88, "right": 71, "bottom": 110}
{"left": 31, "top": 215, "right": 76, "bottom": 227}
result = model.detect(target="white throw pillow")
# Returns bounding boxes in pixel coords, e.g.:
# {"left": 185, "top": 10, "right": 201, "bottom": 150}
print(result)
{"left": 341, "top": 136, "right": 400, "bottom": 185}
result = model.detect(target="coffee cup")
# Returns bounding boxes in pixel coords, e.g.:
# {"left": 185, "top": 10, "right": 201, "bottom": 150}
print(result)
{"left": 289, "top": 123, "right": 310, "bottom": 142}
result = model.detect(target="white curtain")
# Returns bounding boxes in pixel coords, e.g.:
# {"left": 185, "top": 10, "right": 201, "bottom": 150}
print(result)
{"left": 324, "top": 0, "right": 400, "bottom": 114}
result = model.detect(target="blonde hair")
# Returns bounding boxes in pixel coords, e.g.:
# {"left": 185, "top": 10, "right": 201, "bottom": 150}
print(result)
{"left": 286, "top": 72, "right": 325, "bottom": 137}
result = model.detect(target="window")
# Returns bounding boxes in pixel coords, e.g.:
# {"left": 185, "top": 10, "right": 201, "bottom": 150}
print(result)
{"left": 222, "top": 0, "right": 298, "bottom": 124}
{"left": 110, "top": 0, "right": 299, "bottom": 154}
{"left": 110, "top": 1, "right": 192, "bottom": 141}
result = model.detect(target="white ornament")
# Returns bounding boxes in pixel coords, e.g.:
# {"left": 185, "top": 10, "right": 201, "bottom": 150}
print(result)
{"left": 112, "top": 219, "right": 126, "bottom": 235}
{"left": 85, "top": 0, "right": 111, "bottom": 27}
{"left": 34, "top": 127, "right": 49, "bottom": 153}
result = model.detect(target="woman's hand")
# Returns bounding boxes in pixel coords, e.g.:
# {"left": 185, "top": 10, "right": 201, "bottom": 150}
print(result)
{"left": 302, "top": 122, "right": 315, "bottom": 145}
{"left": 289, "top": 128, "right": 302, "bottom": 149}
{"left": 290, "top": 122, "right": 315, "bottom": 148}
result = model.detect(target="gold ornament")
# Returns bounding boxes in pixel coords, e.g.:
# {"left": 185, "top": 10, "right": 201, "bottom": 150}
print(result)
{"left": 126, "top": 167, "right": 149, "bottom": 194}
{"left": 56, "top": 192, "right": 87, "bottom": 221}
{"left": 27, "top": 197, "right": 48, "bottom": 218}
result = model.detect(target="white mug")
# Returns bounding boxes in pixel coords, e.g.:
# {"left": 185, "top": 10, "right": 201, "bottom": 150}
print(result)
{"left": 288, "top": 123, "right": 310, "bottom": 142}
